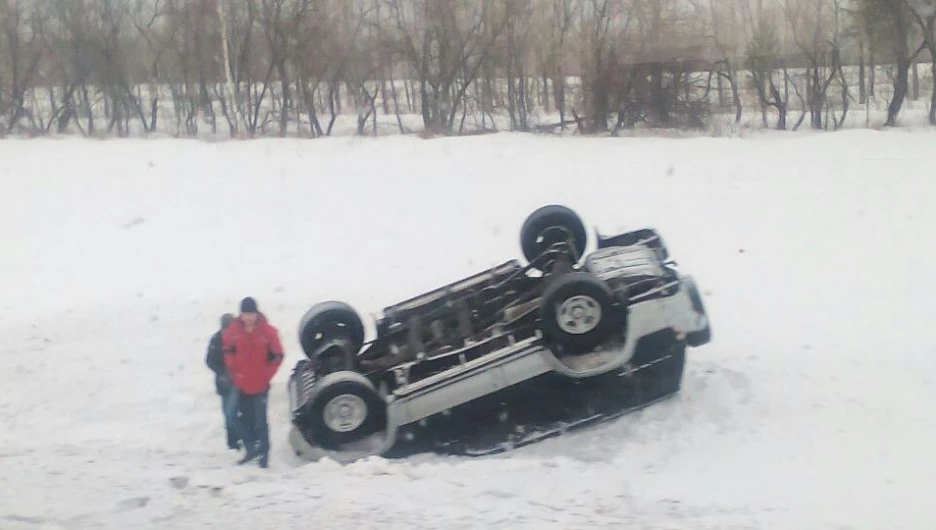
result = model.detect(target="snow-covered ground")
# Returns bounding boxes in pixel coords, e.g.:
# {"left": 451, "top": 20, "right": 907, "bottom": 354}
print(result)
{"left": 1, "top": 130, "right": 934, "bottom": 529}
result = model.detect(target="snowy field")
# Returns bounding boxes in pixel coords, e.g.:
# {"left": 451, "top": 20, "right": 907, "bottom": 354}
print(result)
{"left": 1, "top": 130, "right": 935, "bottom": 529}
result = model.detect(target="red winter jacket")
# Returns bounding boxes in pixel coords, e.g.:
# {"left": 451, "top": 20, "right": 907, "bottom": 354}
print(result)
{"left": 221, "top": 314, "right": 284, "bottom": 395}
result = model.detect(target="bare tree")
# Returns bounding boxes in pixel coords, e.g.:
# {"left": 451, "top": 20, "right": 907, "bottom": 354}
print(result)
{"left": 575, "top": 0, "right": 630, "bottom": 132}
{"left": 0, "top": 0, "right": 932, "bottom": 139}
{"left": 386, "top": 0, "right": 509, "bottom": 135}
{"left": 746, "top": 15, "right": 792, "bottom": 129}
{"left": 537, "top": 0, "right": 580, "bottom": 130}
{"left": 904, "top": 0, "right": 936, "bottom": 124}
{"left": 780, "top": 0, "right": 849, "bottom": 130}
{"left": 0, "top": 0, "right": 48, "bottom": 135}
{"left": 706, "top": 0, "right": 743, "bottom": 124}
{"left": 859, "top": 0, "right": 927, "bottom": 126}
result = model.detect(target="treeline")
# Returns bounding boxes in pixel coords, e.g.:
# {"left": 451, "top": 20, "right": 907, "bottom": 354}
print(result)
{"left": 0, "top": 0, "right": 934, "bottom": 138}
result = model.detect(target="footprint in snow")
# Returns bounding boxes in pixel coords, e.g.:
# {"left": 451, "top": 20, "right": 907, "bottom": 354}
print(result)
{"left": 116, "top": 497, "right": 150, "bottom": 511}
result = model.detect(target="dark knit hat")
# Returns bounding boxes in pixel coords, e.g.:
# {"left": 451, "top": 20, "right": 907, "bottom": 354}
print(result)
{"left": 240, "top": 297, "right": 258, "bottom": 313}
{"left": 220, "top": 313, "right": 235, "bottom": 328}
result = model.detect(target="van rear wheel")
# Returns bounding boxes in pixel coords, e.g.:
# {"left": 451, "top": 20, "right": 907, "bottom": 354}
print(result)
{"left": 540, "top": 272, "right": 621, "bottom": 354}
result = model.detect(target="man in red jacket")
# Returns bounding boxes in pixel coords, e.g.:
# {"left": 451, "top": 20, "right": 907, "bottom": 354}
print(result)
{"left": 222, "top": 297, "right": 284, "bottom": 468}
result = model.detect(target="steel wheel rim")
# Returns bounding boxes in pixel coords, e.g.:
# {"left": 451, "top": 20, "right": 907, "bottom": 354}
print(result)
{"left": 556, "top": 295, "right": 602, "bottom": 335}
{"left": 323, "top": 394, "right": 368, "bottom": 433}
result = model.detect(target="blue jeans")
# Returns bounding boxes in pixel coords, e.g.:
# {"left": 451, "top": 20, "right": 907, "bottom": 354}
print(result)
{"left": 219, "top": 379, "right": 242, "bottom": 448}
{"left": 238, "top": 390, "right": 270, "bottom": 463}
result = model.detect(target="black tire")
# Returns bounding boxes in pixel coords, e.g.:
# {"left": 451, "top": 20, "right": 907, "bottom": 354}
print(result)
{"left": 682, "top": 277, "right": 711, "bottom": 347}
{"left": 540, "top": 272, "right": 620, "bottom": 354}
{"left": 520, "top": 205, "right": 588, "bottom": 265}
{"left": 298, "top": 301, "right": 365, "bottom": 361}
{"left": 305, "top": 374, "right": 387, "bottom": 450}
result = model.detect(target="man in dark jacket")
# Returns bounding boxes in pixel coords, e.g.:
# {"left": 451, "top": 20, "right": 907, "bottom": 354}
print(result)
{"left": 206, "top": 313, "right": 241, "bottom": 450}
{"left": 222, "top": 297, "right": 284, "bottom": 468}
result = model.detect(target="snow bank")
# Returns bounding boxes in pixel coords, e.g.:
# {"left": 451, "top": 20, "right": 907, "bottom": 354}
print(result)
{"left": 1, "top": 130, "right": 934, "bottom": 529}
